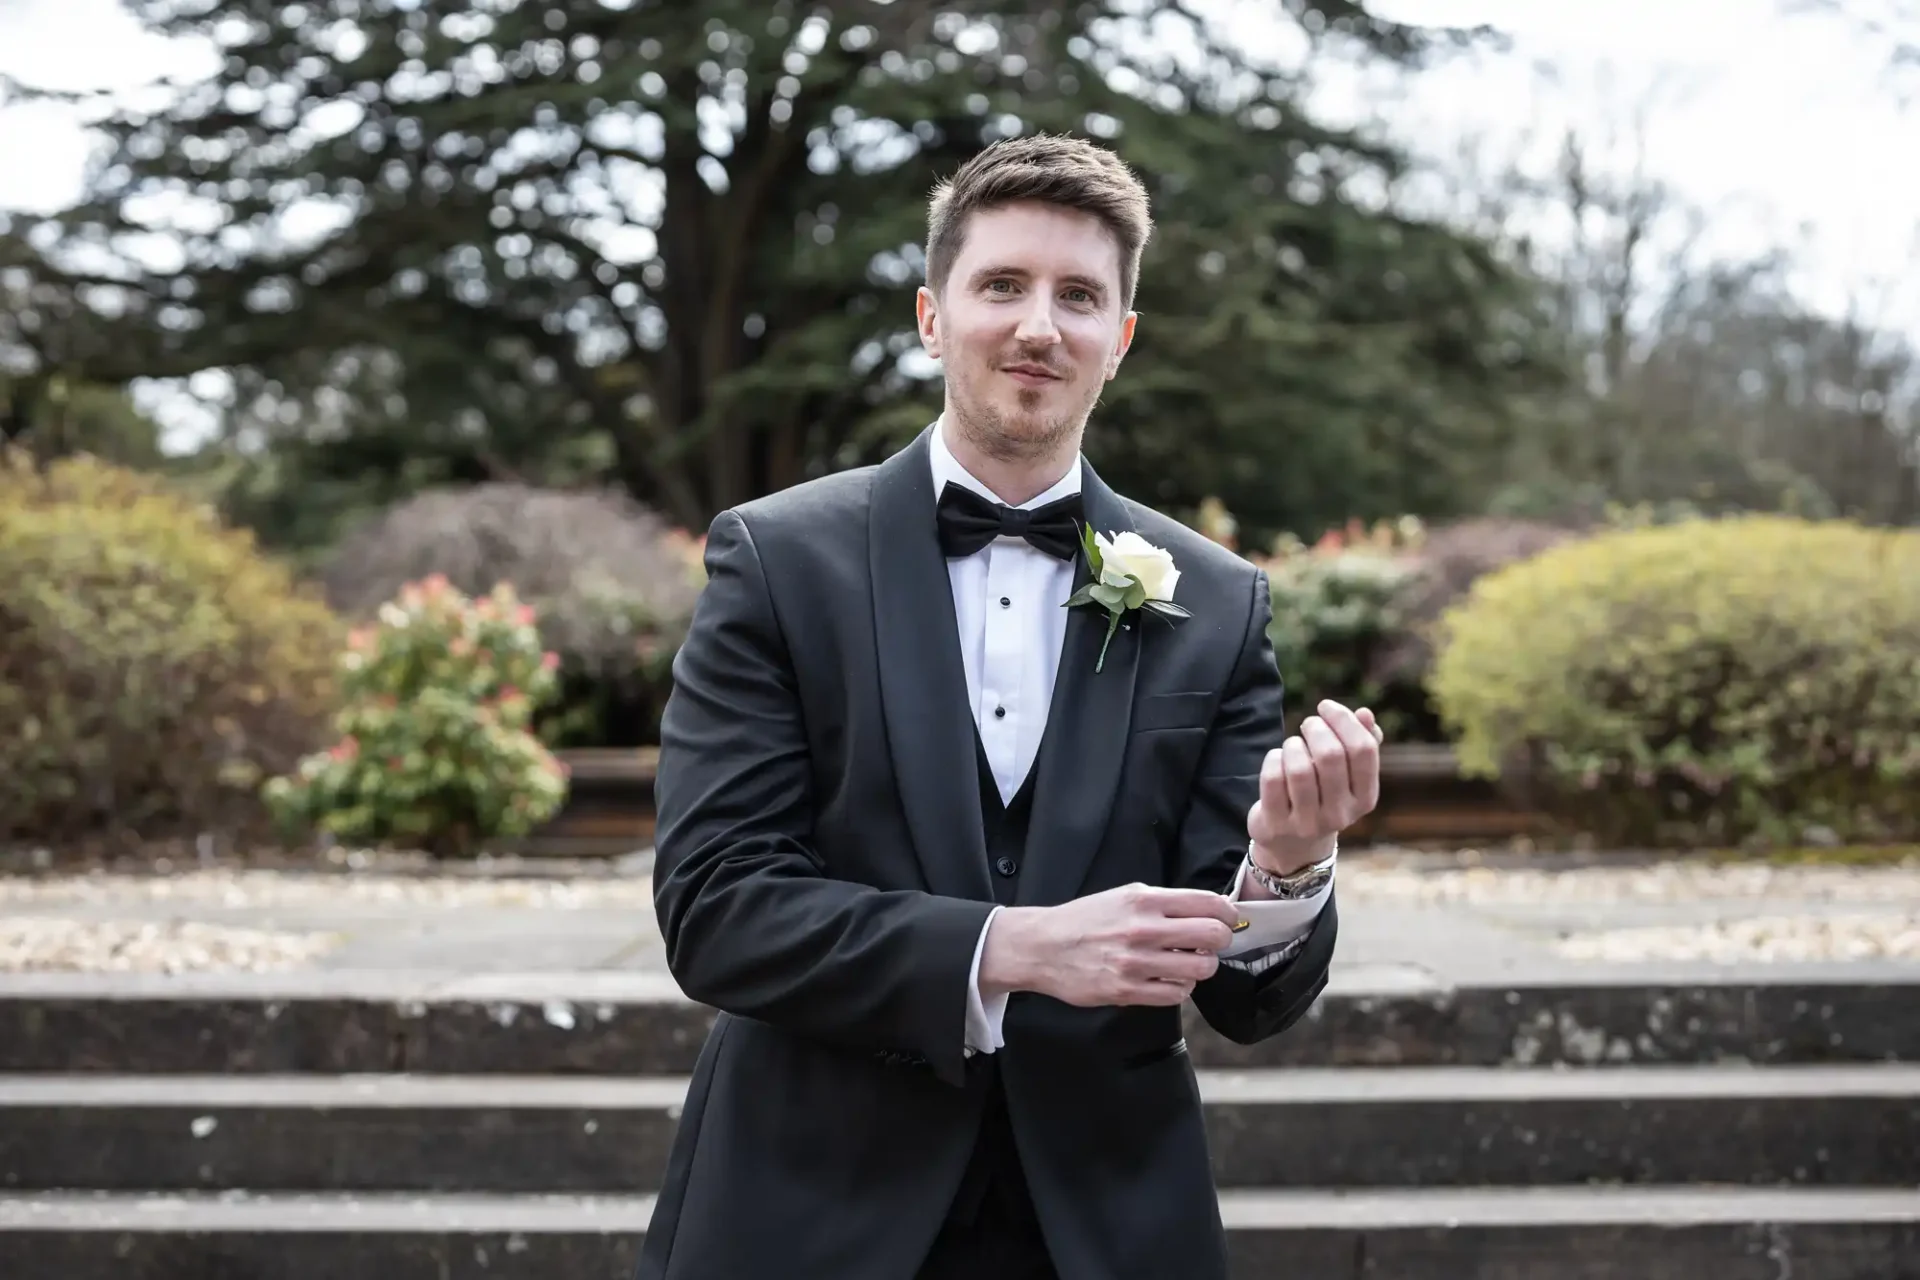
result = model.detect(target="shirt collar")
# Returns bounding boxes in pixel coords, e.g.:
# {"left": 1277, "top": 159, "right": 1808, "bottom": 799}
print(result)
{"left": 928, "top": 416, "right": 1083, "bottom": 511}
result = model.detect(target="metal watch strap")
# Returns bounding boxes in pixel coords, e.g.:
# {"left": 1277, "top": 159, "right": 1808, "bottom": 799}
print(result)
{"left": 1245, "top": 840, "right": 1337, "bottom": 899}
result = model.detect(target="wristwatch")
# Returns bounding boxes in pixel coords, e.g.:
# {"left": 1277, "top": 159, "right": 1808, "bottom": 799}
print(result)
{"left": 1244, "top": 839, "right": 1337, "bottom": 899}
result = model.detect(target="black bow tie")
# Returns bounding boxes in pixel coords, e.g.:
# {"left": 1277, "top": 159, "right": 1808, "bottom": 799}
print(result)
{"left": 935, "top": 482, "right": 1084, "bottom": 561}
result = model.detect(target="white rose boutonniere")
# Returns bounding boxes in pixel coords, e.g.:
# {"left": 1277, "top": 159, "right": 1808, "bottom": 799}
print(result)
{"left": 1067, "top": 526, "right": 1191, "bottom": 672}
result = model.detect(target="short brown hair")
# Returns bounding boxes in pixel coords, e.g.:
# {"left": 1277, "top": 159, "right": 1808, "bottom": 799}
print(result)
{"left": 925, "top": 133, "right": 1153, "bottom": 307}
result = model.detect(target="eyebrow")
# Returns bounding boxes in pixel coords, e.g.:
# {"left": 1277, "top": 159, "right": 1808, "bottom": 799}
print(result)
{"left": 966, "top": 263, "right": 1111, "bottom": 301}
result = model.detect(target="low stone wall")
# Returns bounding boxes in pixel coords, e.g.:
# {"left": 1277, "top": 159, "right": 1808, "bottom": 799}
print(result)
{"left": 525, "top": 744, "right": 1543, "bottom": 855}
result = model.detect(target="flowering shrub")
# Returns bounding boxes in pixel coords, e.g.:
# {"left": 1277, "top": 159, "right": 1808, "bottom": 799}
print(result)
{"left": 1253, "top": 517, "right": 1426, "bottom": 734}
{"left": 319, "top": 483, "right": 708, "bottom": 747}
{"left": 264, "top": 576, "right": 569, "bottom": 857}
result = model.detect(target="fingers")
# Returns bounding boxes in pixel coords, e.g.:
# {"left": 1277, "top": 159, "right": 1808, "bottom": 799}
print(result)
{"left": 1256, "top": 746, "right": 1290, "bottom": 820}
{"left": 1134, "top": 885, "right": 1241, "bottom": 928}
{"left": 1281, "top": 733, "right": 1318, "bottom": 816}
{"left": 1133, "top": 947, "right": 1219, "bottom": 985}
{"left": 1298, "top": 714, "right": 1350, "bottom": 804}
{"left": 1140, "top": 915, "right": 1236, "bottom": 954}
{"left": 1318, "top": 700, "right": 1380, "bottom": 807}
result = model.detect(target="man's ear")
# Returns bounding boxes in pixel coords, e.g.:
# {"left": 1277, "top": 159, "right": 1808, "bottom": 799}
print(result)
{"left": 916, "top": 286, "right": 941, "bottom": 358}
{"left": 1106, "top": 311, "right": 1137, "bottom": 379}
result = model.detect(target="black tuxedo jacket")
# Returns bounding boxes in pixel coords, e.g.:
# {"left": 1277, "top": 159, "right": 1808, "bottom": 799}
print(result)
{"left": 636, "top": 427, "right": 1337, "bottom": 1280}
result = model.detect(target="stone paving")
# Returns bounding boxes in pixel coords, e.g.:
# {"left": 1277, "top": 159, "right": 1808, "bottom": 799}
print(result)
{"left": 3, "top": 846, "right": 1917, "bottom": 987}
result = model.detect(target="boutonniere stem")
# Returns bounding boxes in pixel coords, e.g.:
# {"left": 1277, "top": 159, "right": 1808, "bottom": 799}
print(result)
{"left": 1066, "top": 525, "right": 1191, "bottom": 672}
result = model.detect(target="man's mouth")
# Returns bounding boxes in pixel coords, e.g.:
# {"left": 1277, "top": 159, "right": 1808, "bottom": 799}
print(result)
{"left": 1002, "top": 364, "right": 1061, "bottom": 387}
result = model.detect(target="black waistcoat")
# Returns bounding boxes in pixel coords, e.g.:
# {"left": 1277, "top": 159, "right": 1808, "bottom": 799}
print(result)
{"left": 942, "top": 732, "right": 1042, "bottom": 1233}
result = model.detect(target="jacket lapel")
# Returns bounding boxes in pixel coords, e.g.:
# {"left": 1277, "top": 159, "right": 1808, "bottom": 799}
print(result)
{"left": 1016, "top": 463, "right": 1141, "bottom": 907}
{"left": 869, "top": 426, "right": 994, "bottom": 903}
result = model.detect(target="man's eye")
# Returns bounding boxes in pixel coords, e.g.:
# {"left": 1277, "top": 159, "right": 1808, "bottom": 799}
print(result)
{"left": 987, "top": 280, "right": 1015, "bottom": 294}
{"left": 1065, "top": 288, "right": 1092, "bottom": 303}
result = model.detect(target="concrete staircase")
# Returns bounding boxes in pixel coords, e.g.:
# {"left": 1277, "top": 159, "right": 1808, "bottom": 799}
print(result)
{"left": 1, "top": 972, "right": 1917, "bottom": 1278}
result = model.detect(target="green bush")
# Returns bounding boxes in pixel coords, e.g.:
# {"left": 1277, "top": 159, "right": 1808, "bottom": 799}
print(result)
{"left": 318, "top": 483, "right": 704, "bottom": 747}
{"left": 0, "top": 449, "right": 342, "bottom": 848}
{"left": 264, "top": 577, "right": 570, "bottom": 857}
{"left": 1429, "top": 515, "right": 1920, "bottom": 847}
{"left": 1258, "top": 518, "right": 1424, "bottom": 735}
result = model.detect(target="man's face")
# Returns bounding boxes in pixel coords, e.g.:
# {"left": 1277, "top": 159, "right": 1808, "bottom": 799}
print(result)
{"left": 917, "top": 200, "right": 1137, "bottom": 462}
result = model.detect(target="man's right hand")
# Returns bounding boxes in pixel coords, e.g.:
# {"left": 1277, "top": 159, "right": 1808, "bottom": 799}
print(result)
{"left": 978, "top": 884, "right": 1243, "bottom": 1008}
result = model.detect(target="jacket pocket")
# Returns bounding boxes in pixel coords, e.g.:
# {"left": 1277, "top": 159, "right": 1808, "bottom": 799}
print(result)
{"left": 1132, "top": 691, "right": 1213, "bottom": 733}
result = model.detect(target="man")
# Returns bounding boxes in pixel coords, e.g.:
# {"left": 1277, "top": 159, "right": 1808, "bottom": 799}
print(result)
{"left": 638, "top": 133, "right": 1383, "bottom": 1280}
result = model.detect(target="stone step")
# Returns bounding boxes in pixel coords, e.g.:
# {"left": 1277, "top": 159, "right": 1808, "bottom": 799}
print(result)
{"left": 4, "top": 971, "right": 1915, "bottom": 1074}
{"left": 4, "top": 1065, "right": 1916, "bottom": 1193}
{"left": 2, "top": 1187, "right": 1915, "bottom": 1279}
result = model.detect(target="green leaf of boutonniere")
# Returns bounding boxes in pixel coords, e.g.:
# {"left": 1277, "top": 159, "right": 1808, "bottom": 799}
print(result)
{"left": 1064, "top": 521, "right": 1194, "bottom": 672}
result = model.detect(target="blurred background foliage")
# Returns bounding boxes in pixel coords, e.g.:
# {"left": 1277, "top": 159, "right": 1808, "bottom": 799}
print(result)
{"left": 0, "top": 0, "right": 1915, "bottom": 851}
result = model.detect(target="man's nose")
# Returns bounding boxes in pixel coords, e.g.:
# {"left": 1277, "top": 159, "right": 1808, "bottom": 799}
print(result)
{"left": 1013, "top": 294, "right": 1061, "bottom": 344}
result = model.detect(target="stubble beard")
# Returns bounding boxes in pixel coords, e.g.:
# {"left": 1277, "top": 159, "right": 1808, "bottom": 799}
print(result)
{"left": 949, "top": 368, "right": 1091, "bottom": 466}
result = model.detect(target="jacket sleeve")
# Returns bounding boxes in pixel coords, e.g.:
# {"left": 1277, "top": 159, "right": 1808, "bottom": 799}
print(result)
{"left": 651, "top": 509, "right": 995, "bottom": 1087}
{"left": 1174, "top": 567, "right": 1337, "bottom": 1045}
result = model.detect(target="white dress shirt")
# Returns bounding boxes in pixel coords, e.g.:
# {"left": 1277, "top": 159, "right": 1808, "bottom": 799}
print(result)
{"left": 927, "top": 423, "right": 1334, "bottom": 1056}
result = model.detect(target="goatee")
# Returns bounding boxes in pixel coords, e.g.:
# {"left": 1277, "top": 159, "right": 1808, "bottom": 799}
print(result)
{"left": 952, "top": 397, "right": 1083, "bottom": 465}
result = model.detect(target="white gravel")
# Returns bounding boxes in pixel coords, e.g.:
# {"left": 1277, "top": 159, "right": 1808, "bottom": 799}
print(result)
{"left": 0, "top": 869, "right": 657, "bottom": 910}
{"left": 5, "top": 856, "right": 1915, "bottom": 912}
{"left": 3, "top": 852, "right": 1919, "bottom": 972}
{"left": 1556, "top": 913, "right": 1920, "bottom": 964}
{"left": 1341, "top": 858, "right": 1920, "bottom": 906}
{"left": 0, "top": 917, "right": 342, "bottom": 974}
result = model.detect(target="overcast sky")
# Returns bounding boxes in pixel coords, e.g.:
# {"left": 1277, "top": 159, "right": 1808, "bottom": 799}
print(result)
{"left": 1, "top": 0, "right": 1916, "bottom": 446}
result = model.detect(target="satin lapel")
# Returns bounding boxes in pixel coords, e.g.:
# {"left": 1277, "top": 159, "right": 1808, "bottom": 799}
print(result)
{"left": 1016, "top": 463, "right": 1141, "bottom": 907}
{"left": 869, "top": 427, "right": 993, "bottom": 903}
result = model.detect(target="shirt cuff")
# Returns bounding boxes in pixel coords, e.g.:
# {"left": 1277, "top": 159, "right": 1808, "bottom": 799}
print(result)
{"left": 1218, "top": 850, "right": 1334, "bottom": 966}
{"left": 963, "top": 905, "right": 1009, "bottom": 1056}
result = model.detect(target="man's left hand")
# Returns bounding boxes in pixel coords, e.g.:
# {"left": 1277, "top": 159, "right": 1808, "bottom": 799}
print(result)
{"left": 1246, "top": 700, "right": 1386, "bottom": 873}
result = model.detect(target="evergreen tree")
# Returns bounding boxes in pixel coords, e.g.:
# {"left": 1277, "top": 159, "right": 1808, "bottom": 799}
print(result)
{"left": 0, "top": 0, "right": 1551, "bottom": 549}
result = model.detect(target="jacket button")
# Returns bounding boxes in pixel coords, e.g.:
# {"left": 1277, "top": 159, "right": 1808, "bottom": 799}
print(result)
{"left": 994, "top": 856, "right": 1018, "bottom": 877}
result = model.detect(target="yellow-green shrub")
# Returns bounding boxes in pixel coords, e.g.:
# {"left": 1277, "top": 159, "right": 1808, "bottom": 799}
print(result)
{"left": 0, "top": 449, "right": 342, "bottom": 847}
{"left": 1429, "top": 515, "right": 1920, "bottom": 847}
